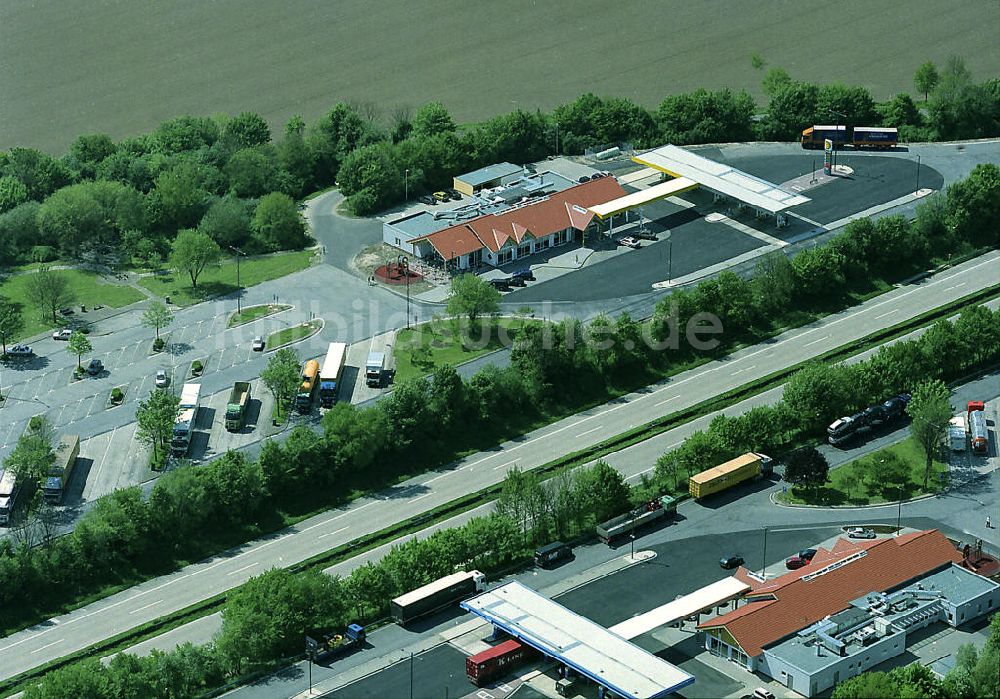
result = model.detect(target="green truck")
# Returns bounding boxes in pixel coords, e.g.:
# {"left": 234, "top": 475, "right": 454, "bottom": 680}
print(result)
{"left": 225, "top": 381, "right": 251, "bottom": 431}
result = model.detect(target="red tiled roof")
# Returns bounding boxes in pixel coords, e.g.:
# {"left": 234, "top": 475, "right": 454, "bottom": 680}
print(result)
{"left": 413, "top": 177, "right": 625, "bottom": 259}
{"left": 700, "top": 530, "right": 962, "bottom": 657}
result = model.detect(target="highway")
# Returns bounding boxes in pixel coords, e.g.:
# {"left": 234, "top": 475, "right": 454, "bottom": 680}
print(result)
{"left": 1, "top": 249, "right": 997, "bottom": 681}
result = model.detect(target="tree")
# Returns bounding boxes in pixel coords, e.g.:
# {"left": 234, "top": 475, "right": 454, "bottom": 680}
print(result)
{"left": 762, "top": 67, "right": 792, "bottom": 97}
{"left": 751, "top": 252, "right": 796, "bottom": 317}
{"left": 199, "top": 195, "right": 252, "bottom": 249}
{"left": 261, "top": 348, "right": 301, "bottom": 419}
{"left": 0, "top": 298, "right": 24, "bottom": 355}
{"left": 907, "top": 379, "right": 953, "bottom": 488}
{"left": 0, "top": 176, "right": 29, "bottom": 215}
{"left": 866, "top": 452, "right": 910, "bottom": 499}
{"left": 24, "top": 265, "right": 75, "bottom": 323}
{"left": 412, "top": 102, "right": 457, "bottom": 137}
{"left": 135, "top": 389, "right": 181, "bottom": 463}
{"left": 783, "top": 447, "right": 829, "bottom": 495}
{"left": 224, "top": 147, "right": 279, "bottom": 198}
{"left": 914, "top": 60, "right": 940, "bottom": 102}
{"left": 223, "top": 111, "right": 271, "bottom": 149}
{"left": 446, "top": 274, "right": 500, "bottom": 326}
{"left": 169, "top": 228, "right": 221, "bottom": 289}
{"left": 251, "top": 192, "right": 309, "bottom": 251}
{"left": 141, "top": 300, "right": 173, "bottom": 341}
{"left": 67, "top": 331, "right": 93, "bottom": 372}
{"left": 3, "top": 432, "right": 55, "bottom": 485}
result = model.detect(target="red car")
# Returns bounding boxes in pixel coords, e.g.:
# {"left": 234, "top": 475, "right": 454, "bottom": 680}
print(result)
{"left": 785, "top": 548, "right": 817, "bottom": 570}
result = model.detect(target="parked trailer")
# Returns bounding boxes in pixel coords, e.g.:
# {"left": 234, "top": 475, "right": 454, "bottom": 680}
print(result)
{"left": 0, "top": 468, "right": 22, "bottom": 525}
{"left": 391, "top": 570, "right": 486, "bottom": 625}
{"left": 968, "top": 401, "right": 989, "bottom": 455}
{"left": 689, "top": 452, "right": 773, "bottom": 499}
{"left": 170, "top": 383, "right": 201, "bottom": 457}
{"left": 306, "top": 624, "right": 366, "bottom": 662}
{"left": 43, "top": 435, "right": 80, "bottom": 503}
{"left": 295, "top": 359, "right": 320, "bottom": 413}
{"left": 948, "top": 415, "right": 968, "bottom": 452}
{"left": 319, "top": 342, "right": 348, "bottom": 407}
{"left": 596, "top": 496, "right": 677, "bottom": 544}
{"left": 466, "top": 639, "right": 538, "bottom": 687}
{"left": 801, "top": 125, "right": 898, "bottom": 149}
{"left": 224, "top": 381, "right": 251, "bottom": 431}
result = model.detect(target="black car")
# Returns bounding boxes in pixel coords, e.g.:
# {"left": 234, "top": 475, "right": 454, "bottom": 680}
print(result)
{"left": 577, "top": 175, "right": 591, "bottom": 183}
{"left": 447, "top": 188, "right": 462, "bottom": 200}
{"left": 506, "top": 276, "right": 526, "bottom": 287}
{"left": 86, "top": 358, "right": 103, "bottom": 375}
{"left": 489, "top": 279, "right": 511, "bottom": 291}
{"left": 798, "top": 548, "right": 818, "bottom": 562}
{"left": 720, "top": 555, "right": 744, "bottom": 570}
{"left": 511, "top": 269, "right": 535, "bottom": 281}
{"left": 418, "top": 195, "right": 435, "bottom": 205}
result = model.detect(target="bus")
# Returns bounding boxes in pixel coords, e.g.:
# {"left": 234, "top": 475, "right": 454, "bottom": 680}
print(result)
{"left": 295, "top": 359, "right": 320, "bottom": 413}
{"left": 319, "top": 342, "right": 348, "bottom": 407}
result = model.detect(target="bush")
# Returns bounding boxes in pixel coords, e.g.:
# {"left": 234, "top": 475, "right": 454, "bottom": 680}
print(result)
{"left": 191, "top": 359, "right": 203, "bottom": 374}
{"left": 29, "top": 245, "right": 58, "bottom": 262}
{"left": 152, "top": 337, "right": 165, "bottom": 351}
{"left": 111, "top": 387, "right": 124, "bottom": 403}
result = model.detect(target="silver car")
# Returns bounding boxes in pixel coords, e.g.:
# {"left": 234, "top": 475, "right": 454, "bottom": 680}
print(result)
{"left": 155, "top": 369, "right": 169, "bottom": 388}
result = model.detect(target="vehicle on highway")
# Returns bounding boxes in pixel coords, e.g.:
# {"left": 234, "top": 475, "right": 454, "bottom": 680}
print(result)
{"left": 85, "top": 359, "right": 103, "bottom": 375}
{"left": 617, "top": 236, "right": 641, "bottom": 249}
{"left": 511, "top": 269, "right": 535, "bottom": 282}
{"left": 689, "top": 452, "right": 773, "bottom": 500}
{"left": 418, "top": 195, "right": 435, "bottom": 205}
{"left": 155, "top": 369, "right": 169, "bottom": 388}
{"left": 52, "top": 329, "right": 73, "bottom": 341}
{"left": 5, "top": 344, "right": 34, "bottom": 358}
{"left": 251, "top": 336, "right": 265, "bottom": 352}
{"left": 720, "top": 555, "right": 744, "bottom": 570}
{"left": 390, "top": 570, "right": 486, "bottom": 625}
{"left": 847, "top": 527, "right": 876, "bottom": 539}
{"left": 432, "top": 191, "right": 449, "bottom": 202}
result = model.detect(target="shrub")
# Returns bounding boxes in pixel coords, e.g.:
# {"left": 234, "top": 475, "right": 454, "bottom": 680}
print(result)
{"left": 191, "top": 359, "right": 203, "bottom": 374}
{"left": 152, "top": 337, "right": 165, "bottom": 351}
{"left": 111, "top": 387, "right": 124, "bottom": 403}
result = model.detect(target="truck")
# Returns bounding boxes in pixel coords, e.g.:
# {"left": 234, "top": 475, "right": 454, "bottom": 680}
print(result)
{"left": 365, "top": 351, "right": 386, "bottom": 388}
{"left": 689, "top": 452, "right": 773, "bottom": 500}
{"left": 968, "top": 401, "right": 988, "bottom": 455}
{"left": 0, "top": 468, "right": 22, "bottom": 526}
{"left": 170, "top": 383, "right": 201, "bottom": 457}
{"left": 224, "top": 381, "right": 251, "bottom": 431}
{"left": 296, "top": 359, "right": 320, "bottom": 413}
{"left": 390, "top": 570, "right": 486, "bottom": 625}
{"left": 319, "top": 342, "right": 348, "bottom": 407}
{"left": 43, "top": 435, "right": 80, "bottom": 504}
{"left": 801, "top": 125, "right": 898, "bottom": 149}
{"left": 305, "top": 624, "right": 366, "bottom": 662}
{"left": 828, "top": 393, "right": 911, "bottom": 447}
{"left": 596, "top": 496, "right": 677, "bottom": 544}
{"left": 948, "top": 415, "right": 967, "bottom": 452}
{"left": 466, "top": 639, "right": 538, "bottom": 687}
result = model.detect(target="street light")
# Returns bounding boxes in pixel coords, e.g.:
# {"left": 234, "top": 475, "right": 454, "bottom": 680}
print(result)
{"left": 229, "top": 246, "right": 246, "bottom": 315}
{"left": 404, "top": 168, "right": 410, "bottom": 202}
{"left": 760, "top": 527, "right": 768, "bottom": 577}
{"left": 630, "top": 532, "right": 636, "bottom": 561}
{"left": 915, "top": 154, "right": 921, "bottom": 194}
{"left": 397, "top": 255, "right": 410, "bottom": 329}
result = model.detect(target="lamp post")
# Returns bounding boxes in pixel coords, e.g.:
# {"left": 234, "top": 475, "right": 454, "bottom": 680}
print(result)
{"left": 630, "top": 532, "right": 636, "bottom": 562}
{"left": 404, "top": 168, "right": 410, "bottom": 202}
{"left": 229, "top": 246, "right": 246, "bottom": 316}
{"left": 398, "top": 255, "right": 410, "bottom": 329}
{"left": 915, "top": 154, "right": 921, "bottom": 194}
{"left": 828, "top": 109, "right": 847, "bottom": 169}
{"left": 896, "top": 483, "right": 904, "bottom": 535}
{"left": 761, "top": 527, "right": 768, "bottom": 578}
{"left": 555, "top": 121, "right": 560, "bottom": 156}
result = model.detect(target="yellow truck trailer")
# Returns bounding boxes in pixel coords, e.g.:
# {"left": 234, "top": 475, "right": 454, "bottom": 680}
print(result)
{"left": 689, "top": 452, "right": 773, "bottom": 499}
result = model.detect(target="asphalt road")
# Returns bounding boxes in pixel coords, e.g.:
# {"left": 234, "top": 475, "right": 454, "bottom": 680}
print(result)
{"left": 2, "top": 247, "right": 997, "bottom": 682}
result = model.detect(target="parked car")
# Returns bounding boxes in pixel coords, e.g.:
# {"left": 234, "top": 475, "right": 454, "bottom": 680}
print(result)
{"left": 506, "top": 276, "right": 527, "bottom": 287}
{"left": 577, "top": 175, "right": 591, "bottom": 183}
{"left": 618, "top": 236, "right": 641, "bottom": 249}
{"left": 52, "top": 329, "right": 73, "bottom": 341}
{"left": 511, "top": 269, "right": 535, "bottom": 282}
{"left": 719, "top": 555, "right": 744, "bottom": 570}
{"left": 633, "top": 229, "right": 657, "bottom": 240}
{"left": 6, "top": 344, "right": 34, "bottom": 357}
{"left": 785, "top": 554, "right": 810, "bottom": 570}
{"left": 251, "top": 336, "right": 265, "bottom": 352}
{"left": 447, "top": 188, "right": 462, "bottom": 200}
{"left": 432, "top": 191, "right": 449, "bottom": 202}
{"left": 418, "top": 195, "right": 435, "bottom": 205}
{"left": 489, "top": 279, "right": 511, "bottom": 291}
{"left": 848, "top": 527, "right": 876, "bottom": 539}
{"left": 86, "top": 358, "right": 103, "bottom": 375}
{"left": 155, "top": 369, "right": 169, "bottom": 388}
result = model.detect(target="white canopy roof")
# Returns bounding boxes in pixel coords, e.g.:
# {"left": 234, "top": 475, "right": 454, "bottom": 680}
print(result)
{"left": 609, "top": 577, "right": 750, "bottom": 640}
{"left": 588, "top": 177, "right": 698, "bottom": 219}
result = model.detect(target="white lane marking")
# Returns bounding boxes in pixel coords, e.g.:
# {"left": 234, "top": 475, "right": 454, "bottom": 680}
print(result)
{"left": 413, "top": 493, "right": 431, "bottom": 501}
{"left": 318, "top": 526, "right": 349, "bottom": 540}
{"left": 576, "top": 426, "right": 602, "bottom": 438}
{"left": 30, "top": 639, "right": 64, "bottom": 654}
{"left": 424, "top": 473, "right": 449, "bottom": 485}
{"left": 803, "top": 335, "right": 830, "bottom": 347}
{"left": 192, "top": 559, "right": 230, "bottom": 576}
{"left": 128, "top": 600, "right": 163, "bottom": 615}
{"left": 945, "top": 283, "right": 966, "bottom": 291}
{"left": 227, "top": 563, "right": 259, "bottom": 576}
{"left": 655, "top": 396, "right": 677, "bottom": 407}
{"left": 493, "top": 460, "right": 518, "bottom": 471}
{"left": 874, "top": 309, "right": 898, "bottom": 320}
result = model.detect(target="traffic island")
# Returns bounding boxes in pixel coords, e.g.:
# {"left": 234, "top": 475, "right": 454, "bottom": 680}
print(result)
{"left": 149, "top": 334, "right": 169, "bottom": 356}
{"left": 266, "top": 319, "right": 323, "bottom": 351}
{"left": 228, "top": 303, "right": 291, "bottom": 328}
{"left": 107, "top": 385, "right": 127, "bottom": 408}
{"left": 189, "top": 359, "right": 205, "bottom": 378}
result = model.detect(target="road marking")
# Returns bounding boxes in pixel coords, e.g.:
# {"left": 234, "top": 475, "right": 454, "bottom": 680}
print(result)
{"left": 30, "top": 639, "right": 64, "bottom": 654}
{"left": 874, "top": 309, "right": 898, "bottom": 320}
{"left": 654, "top": 396, "right": 677, "bottom": 407}
{"left": 89, "top": 427, "right": 118, "bottom": 495}
{"left": 413, "top": 493, "right": 431, "bottom": 501}
{"left": 493, "top": 460, "right": 518, "bottom": 471}
{"left": 318, "top": 526, "right": 349, "bottom": 539}
{"left": 424, "top": 473, "right": 450, "bottom": 485}
{"left": 945, "top": 282, "right": 966, "bottom": 291}
{"left": 128, "top": 600, "right": 163, "bottom": 615}
{"left": 803, "top": 335, "right": 830, "bottom": 347}
{"left": 731, "top": 364, "right": 756, "bottom": 376}
{"left": 227, "top": 563, "right": 259, "bottom": 576}
{"left": 626, "top": 466, "right": 656, "bottom": 482}
{"left": 575, "top": 426, "right": 602, "bottom": 438}
{"left": 192, "top": 559, "right": 230, "bottom": 575}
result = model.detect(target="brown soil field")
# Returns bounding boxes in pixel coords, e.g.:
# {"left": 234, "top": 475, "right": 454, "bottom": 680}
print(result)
{"left": 2, "top": 0, "right": 997, "bottom": 154}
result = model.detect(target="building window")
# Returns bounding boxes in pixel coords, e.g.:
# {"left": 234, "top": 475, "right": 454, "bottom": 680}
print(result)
{"left": 497, "top": 248, "right": 513, "bottom": 265}
{"left": 518, "top": 242, "right": 531, "bottom": 257}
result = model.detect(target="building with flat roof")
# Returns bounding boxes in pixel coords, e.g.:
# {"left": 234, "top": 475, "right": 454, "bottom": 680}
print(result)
{"left": 698, "top": 530, "right": 998, "bottom": 697}
{"left": 453, "top": 162, "right": 524, "bottom": 195}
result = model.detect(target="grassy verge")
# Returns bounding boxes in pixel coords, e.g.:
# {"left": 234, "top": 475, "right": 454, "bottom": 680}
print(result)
{"left": 228, "top": 303, "right": 292, "bottom": 328}
{"left": 138, "top": 250, "right": 314, "bottom": 307}
{"left": 393, "top": 317, "right": 542, "bottom": 383}
{"left": 778, "top": 437, "right": 949, "bottom": 506}
{"left": 0, "top": 270, "right": 144, "bottom": 339}
{"left": 4, "top": 283, "right": 999, "bottom": 696}
{"left": 267, "top": 319, "right": 322, "bottom": 349}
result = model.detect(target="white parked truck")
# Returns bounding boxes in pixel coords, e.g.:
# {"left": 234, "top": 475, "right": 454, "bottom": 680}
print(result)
{"left": 365, "top": 351, "right": 386, "bottom": 388}
{"left": 170, "top": 383, "right": 201, "bottom": 457}
{"left": 948, "top": 415, "right": 967, "bottom": 452}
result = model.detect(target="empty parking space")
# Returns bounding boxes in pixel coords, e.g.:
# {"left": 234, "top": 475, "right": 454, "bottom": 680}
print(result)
{"left": 80, "top": 422, "right": 145, "bottom": 501}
